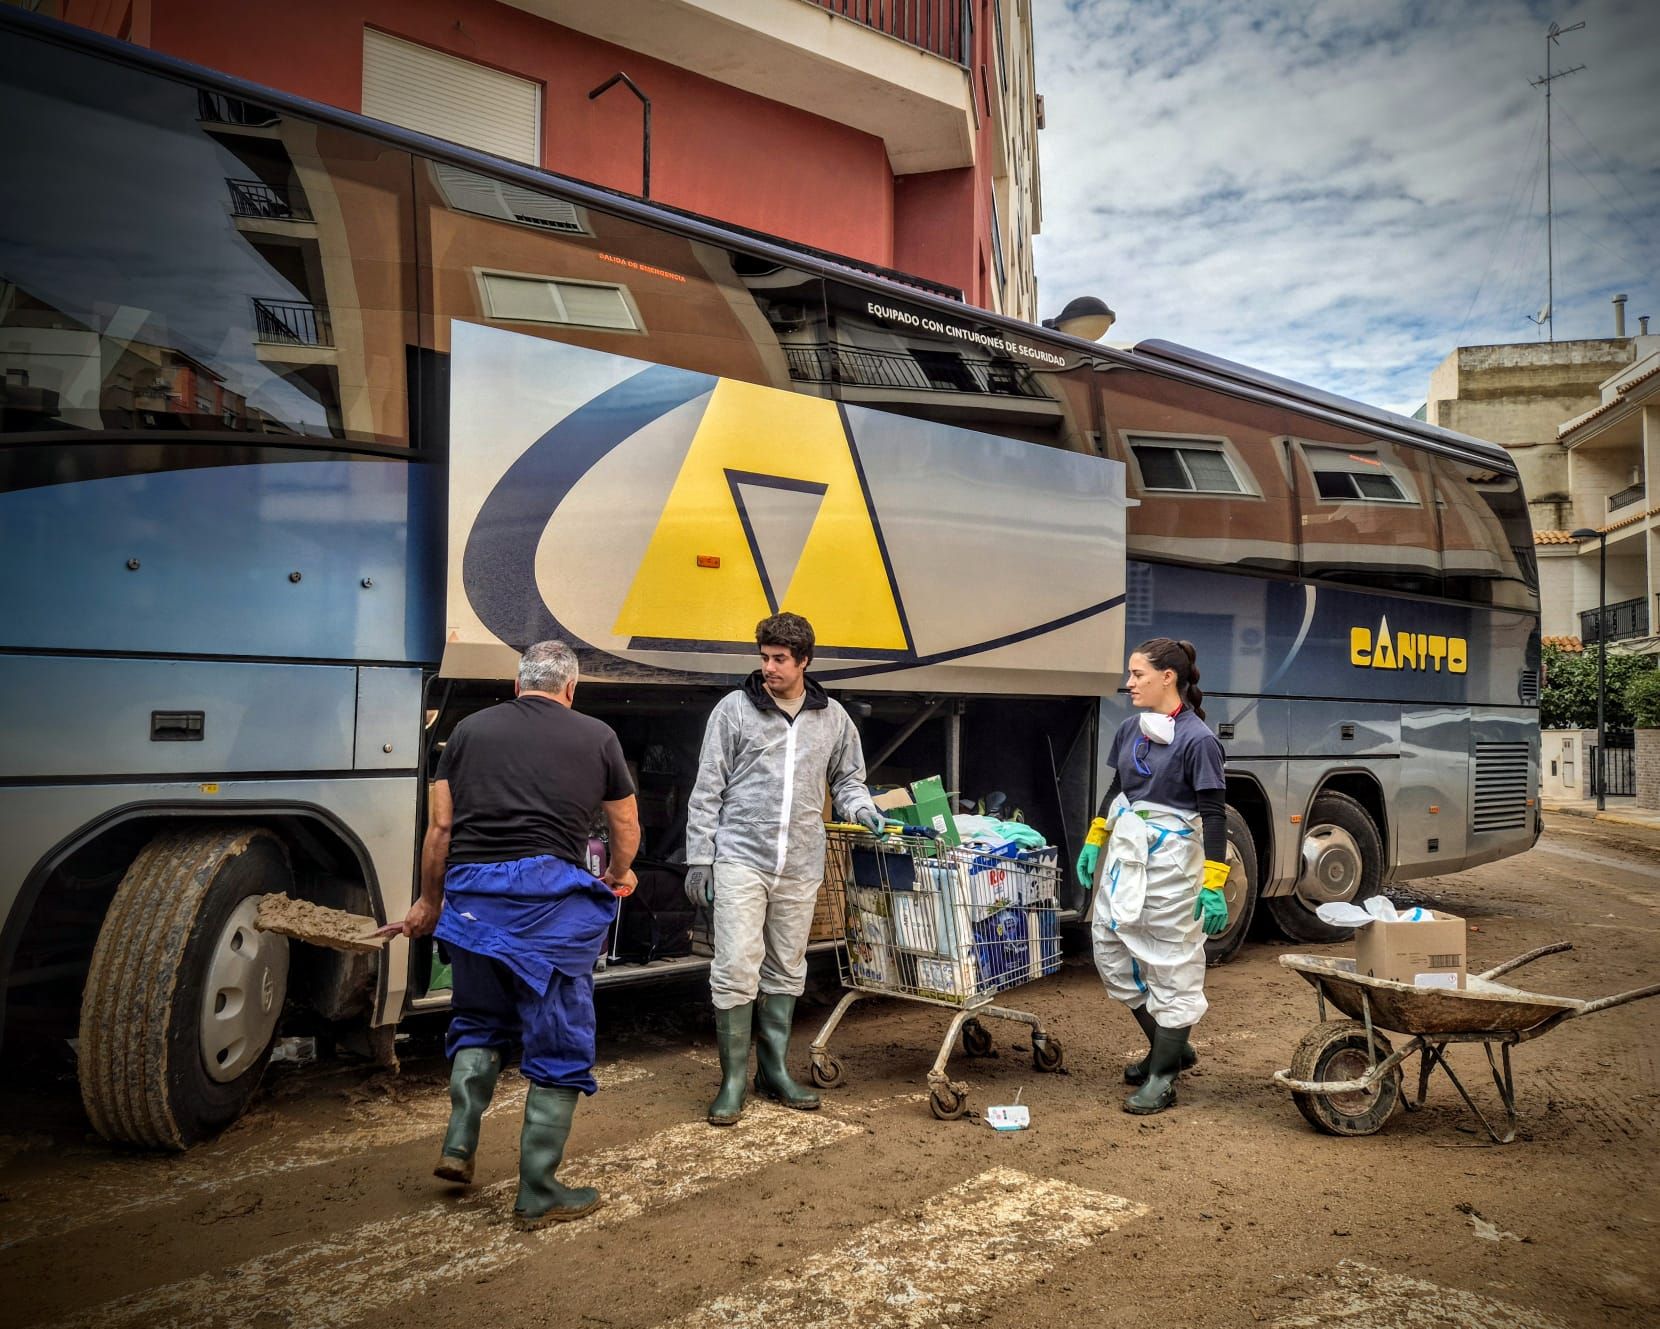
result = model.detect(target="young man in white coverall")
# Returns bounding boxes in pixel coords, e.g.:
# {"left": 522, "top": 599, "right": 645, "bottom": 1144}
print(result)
{"left": 684, "top": 613, "right": 883, "bottom": 1124}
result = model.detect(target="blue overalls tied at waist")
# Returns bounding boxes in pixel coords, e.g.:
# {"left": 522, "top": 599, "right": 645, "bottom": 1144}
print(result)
{"left": 435, "top": 855, "right": 618, "bottom": 993}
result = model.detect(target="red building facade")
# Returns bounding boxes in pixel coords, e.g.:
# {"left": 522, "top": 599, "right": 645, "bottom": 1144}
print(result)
{"left": 58, "top": 0, "right": 1043, "bottom": 317}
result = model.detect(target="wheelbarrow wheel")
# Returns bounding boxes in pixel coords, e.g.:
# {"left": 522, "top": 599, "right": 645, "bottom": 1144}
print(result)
{"left": 1288, "top": 1020, "right": 1401, "bottom": 1137}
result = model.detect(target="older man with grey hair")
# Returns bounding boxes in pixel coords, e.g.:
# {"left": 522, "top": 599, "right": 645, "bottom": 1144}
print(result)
{"left": 402, "top": 640, "right": 639, "bottom": 1228}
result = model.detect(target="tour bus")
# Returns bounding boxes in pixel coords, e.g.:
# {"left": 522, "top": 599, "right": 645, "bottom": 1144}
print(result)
{"left": 0, "top": 11, "right": 1540, "bottom": 1149}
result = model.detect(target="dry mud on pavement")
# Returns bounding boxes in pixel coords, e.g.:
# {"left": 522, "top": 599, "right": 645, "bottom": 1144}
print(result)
{"left": 2, "top": 814, "right": 1658, "bottom": 1328}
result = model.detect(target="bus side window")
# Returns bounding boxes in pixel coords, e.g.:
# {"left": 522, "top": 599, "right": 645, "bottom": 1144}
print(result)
{"left": 1430, "top": 459, "right": 1538, "bottom": 610}
{"left": 1288, "top": 433, "right": 1441, "bottom": 597}
{"left": 1103, "top": 370, "right": 1298, "bottom": 576}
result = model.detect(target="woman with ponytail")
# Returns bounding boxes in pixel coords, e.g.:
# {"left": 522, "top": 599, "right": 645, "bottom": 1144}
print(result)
{"left": 1074, "top": 638, "right": 1230, "bottom": 1114}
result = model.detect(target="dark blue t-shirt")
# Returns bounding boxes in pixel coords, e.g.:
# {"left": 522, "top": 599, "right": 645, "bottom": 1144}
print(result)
{"left": 1106, "top": 708, "right": 1225, "bottom": 813}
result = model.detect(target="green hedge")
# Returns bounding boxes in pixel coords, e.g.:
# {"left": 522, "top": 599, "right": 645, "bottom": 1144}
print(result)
{"left": 1627, "top": 669, "right": 1660, "bottom": 729}
{"left": 1540, "top": 643, "right": 1657, "bottom": 729}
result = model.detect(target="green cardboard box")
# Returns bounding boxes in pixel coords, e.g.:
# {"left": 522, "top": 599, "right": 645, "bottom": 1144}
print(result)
{"left": 909, "top": 775, "right": 961, "bottom": 846}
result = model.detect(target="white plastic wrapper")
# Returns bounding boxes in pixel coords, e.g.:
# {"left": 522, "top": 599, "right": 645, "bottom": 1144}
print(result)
{"left": 1314, "top": 897, "right": 1434, "bottom": 928}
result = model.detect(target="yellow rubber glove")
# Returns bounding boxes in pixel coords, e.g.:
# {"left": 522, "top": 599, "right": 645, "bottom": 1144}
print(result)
{"left": 1194, "top": 859, "right": 1230, "bottom": 935}
{"left": 1076, "top": 816, "right": 1109, "bottom": 887}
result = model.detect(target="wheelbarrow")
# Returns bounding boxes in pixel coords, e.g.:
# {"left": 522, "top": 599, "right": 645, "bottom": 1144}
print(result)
{"left": 1272, "top": 944, "right": 1660, "bottom": 1143}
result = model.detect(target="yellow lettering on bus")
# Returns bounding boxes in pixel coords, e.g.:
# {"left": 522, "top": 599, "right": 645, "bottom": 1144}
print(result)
{"left": 1370, "top": 617, "right": 1398, "bottom": 669}
{"left": 1350, "top": 627, "right": 1372, "bottom": 666}
{"left": 1448, "top": 638, "right": 1468, "bottom": 673}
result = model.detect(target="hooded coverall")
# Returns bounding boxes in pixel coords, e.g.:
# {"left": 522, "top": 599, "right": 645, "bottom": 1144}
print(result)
{"left": 687, "top": 672, "right": 879, "bottom": 1010}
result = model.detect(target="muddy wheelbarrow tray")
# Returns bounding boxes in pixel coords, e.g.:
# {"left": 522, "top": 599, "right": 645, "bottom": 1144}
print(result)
{"left": 1272, "top": 943, "right": 1660, "bottom": 1142}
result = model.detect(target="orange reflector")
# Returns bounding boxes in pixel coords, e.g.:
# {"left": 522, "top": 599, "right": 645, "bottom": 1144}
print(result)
{"left": 1526, "top": 798, "right": 1536, "bottom": 806}
{"left": 696, "top": 555, "right": 720, "bottom": 569}
{"left": 1289, "top": 814, "right": 1302, "bottom": 824}
{"left": 1428, "top": 805, "right": 1440, "bottom": 815}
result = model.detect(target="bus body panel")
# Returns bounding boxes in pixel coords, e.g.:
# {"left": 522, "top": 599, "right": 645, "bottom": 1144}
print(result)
{"left": 0, "top": 776, "right": 419, "bottom": 1026}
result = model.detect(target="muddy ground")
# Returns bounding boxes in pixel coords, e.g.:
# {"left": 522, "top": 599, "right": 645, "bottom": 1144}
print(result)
{"left": 2, "top": 813, "right": 1657, "bottom": 1328}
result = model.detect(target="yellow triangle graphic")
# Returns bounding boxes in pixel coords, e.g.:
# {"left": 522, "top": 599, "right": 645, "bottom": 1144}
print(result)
{"left": 1371, "top": 616, "right": 1397, "bottom": 669}
{"left": 613, "top": 378, "right": 907, "bottom": 650}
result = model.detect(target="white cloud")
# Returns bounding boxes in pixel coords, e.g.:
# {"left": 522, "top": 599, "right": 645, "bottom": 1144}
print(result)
{"left": 1031, "top": 0, "right": 1660, "bottom": 415}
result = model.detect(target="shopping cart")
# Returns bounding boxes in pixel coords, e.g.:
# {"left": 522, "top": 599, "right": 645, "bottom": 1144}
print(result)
{"left": 807, "top": 826, "right": 1066, "bottom": 1120}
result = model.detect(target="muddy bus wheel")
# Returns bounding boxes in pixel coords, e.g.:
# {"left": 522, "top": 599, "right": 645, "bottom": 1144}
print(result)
{"left": 1204, "top": 806, "right": 1258, "bottom": 966}
{"left": 78, "top": 826, "right": 291, "bottom": 1150}
{"left": 1266, "top": 792, "right": 1383, "bottom": 944}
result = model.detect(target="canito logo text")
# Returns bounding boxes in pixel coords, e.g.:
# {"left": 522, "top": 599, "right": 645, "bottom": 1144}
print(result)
{"left": 1349, "top": 616, "right": 1467, "bottom": 673}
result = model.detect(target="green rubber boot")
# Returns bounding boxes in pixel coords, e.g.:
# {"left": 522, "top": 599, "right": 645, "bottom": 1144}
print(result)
{"left": 708, "top": 1002, "right": 753, "bottom": 1126}
{"left": 753, "top": 993, "right": 820, "bottom": 1111}
{"left": 1124, "top": 1004, "right": 1198, "bottom": 1086}
{"left": 1124, "top": 1024, "right": 1191, "bottom": 1115}
{"left": 513, "top": 1085, "right": 601, "bottom": 1228}
{"left": 434, "top": 1046, "right": 502, "bottom": 1184}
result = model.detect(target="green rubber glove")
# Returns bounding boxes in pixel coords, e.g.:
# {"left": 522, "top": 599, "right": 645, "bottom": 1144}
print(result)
{"left": 1194, "top": 859, "right": 1229, "bottom": 935}
{"left": 1195, "top": 887, "right": 1229, "bottom": 935}
{"left": 1076, "top": 841, "right": 1099, "bottom": 889}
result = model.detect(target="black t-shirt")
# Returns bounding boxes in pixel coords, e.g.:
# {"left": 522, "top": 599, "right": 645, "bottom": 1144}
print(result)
{"left": 436, "top": 696, "right": 634, "bottom": 867}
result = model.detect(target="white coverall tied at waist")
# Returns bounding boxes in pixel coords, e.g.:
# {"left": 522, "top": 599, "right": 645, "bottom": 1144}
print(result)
{"left": 1090, "top": 796, "right": 1209, "bottom": 1028}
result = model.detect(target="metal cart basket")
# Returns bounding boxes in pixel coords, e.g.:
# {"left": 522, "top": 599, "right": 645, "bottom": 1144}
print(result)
{"left": 808, "top": 827, "right": 1065, "bottom": 1120}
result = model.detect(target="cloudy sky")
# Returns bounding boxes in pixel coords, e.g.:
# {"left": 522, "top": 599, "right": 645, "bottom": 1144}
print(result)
{"left": 1030, "top": 0, "right": 1659, "bottom": 415}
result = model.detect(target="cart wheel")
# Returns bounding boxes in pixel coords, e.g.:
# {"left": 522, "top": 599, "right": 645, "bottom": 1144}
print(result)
{"left": 929, "top": 1086, "right": 969, "bottom": 1120}
{"left": 1288, "top": 1020, "right": 1401, "bottom": 1137}
{"left": 1032, "top": 1037, "right": 1064, "bottom": 1073}
{"left": 962, "top": 1020, "right": 995, "bottom": 1058}
{"left": 809, "top": 1055, "right": 845, "bottom": 1090}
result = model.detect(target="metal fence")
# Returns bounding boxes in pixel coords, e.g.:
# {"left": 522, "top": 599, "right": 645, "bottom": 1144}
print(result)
{"left": 1590, "top": 731, "right": 1636, "bottom": 798}
{"left": 785, "top": 343, "right": 1045, "bottom": 397}
{"left": 802, "top": 0, "right": 972, "bottom": 65}
{"left": 252, "top": 299, "right": 332, "bottom": 348}
{"left": 227, "top": 178, "right": 312, "bottom": 222}
{"left": 1580, "top": 596, "right": 1648, "bottom": 644}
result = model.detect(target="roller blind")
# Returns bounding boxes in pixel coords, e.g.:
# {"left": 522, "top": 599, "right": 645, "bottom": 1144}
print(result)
{"left": 362, "top": 30, "right": 540, "bottom": 165}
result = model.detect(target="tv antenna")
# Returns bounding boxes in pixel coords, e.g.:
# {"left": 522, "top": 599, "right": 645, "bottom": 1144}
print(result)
{"left": 1529, "top": 21, "right": 1585, "bottom": 343}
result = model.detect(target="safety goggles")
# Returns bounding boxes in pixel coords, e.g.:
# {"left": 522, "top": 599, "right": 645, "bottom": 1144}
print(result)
{"left": 1132, "top": 735, "right": 1154, "bottom": 776}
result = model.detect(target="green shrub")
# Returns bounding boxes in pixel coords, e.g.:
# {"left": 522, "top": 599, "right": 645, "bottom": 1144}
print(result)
{"left": 1540, "top": 643, "right": 1655, "bottom": 729}
{"left": 1626, "top": 669, "right": 1660, "bottom": 728}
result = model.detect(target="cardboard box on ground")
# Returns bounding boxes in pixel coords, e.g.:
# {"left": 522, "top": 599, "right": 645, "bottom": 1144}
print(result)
{"left": 1355, "top": 911, "right": 1467, "bottom": 989}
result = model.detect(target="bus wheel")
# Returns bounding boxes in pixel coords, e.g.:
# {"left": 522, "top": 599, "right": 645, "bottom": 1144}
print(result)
{"left": 78, "top": 826, "right": 291, "bottom": 1150}
{"left": 1266, "top": 791, "right": 1383, "bottom": 944}
{"left": 1204, "top": 806, "right": 1257, "bottom": 965}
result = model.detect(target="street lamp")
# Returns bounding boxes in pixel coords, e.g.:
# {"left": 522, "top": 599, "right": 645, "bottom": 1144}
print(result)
{"left": 1572, "top": 527, "right": 1608, "bottom": 808}
{"left": 1042, "top": 296, "right": 1116, "bottom": 341}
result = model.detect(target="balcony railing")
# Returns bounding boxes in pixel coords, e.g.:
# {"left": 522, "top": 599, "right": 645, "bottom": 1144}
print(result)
{"left": 803, "top": 0, "right": 972, "bottom": 65}
{"left": 1580, "top": 595, "right": 1649, "bottom": 644}
{"left": 1608, "top": 480, "right": 1645, "bottom": 514}
{"left": 197, "top": 90, "right": 281, "bottom": 128}
{"left": 228, "top": 178, "right": 313, "bottom": 222}
{"left": 784, "top": 342, "right": 1046, "bottom": 398}
{"left": 252, "top": 299, "right": 332, "bottom": 348}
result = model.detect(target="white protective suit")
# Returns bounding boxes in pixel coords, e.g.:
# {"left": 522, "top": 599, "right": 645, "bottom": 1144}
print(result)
{"left": 687, "top": 672, "right": 878, "bottom": 1010}
{"left": 1090, "top": 793, "right": 1209, "bottom": 1027}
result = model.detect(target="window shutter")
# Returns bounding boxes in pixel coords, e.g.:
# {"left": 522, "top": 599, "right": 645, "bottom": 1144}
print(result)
{"left": 362, "top": 30, "right": 540, "bottom": 165}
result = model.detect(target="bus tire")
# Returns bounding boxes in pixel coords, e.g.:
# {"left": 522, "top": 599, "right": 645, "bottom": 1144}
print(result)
{"left": 78, "top": 825, "right": 291, "bottom": 1150}
{"left": 1266, "top": 791, "right": 1383, "bottom": 944}
{"left": 1204, "top": 806, "right": 1257, "bottom": 965}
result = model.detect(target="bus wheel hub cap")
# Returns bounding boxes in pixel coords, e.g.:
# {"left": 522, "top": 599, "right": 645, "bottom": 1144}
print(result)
{"left": 1298, "top": 826, "right": 1363, "bottom": 905}
{"left": 200, "top": 896, "right": 289, "bottom": 1083}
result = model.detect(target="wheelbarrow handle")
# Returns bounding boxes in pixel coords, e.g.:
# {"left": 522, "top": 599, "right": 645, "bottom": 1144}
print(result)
{"left": 1476, "top": 941, "right": 1572, "bottom": 981}
{"left": 1577, "top": 981, "right": 1660, "bottom": 1018}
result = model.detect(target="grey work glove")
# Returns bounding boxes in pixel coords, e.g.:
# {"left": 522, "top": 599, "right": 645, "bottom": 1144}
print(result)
{"left": 853, "top": 806, "right": 884, "bottom": 834}
{"left": 684, "top": 864, "right": 713, "bottom": 908}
